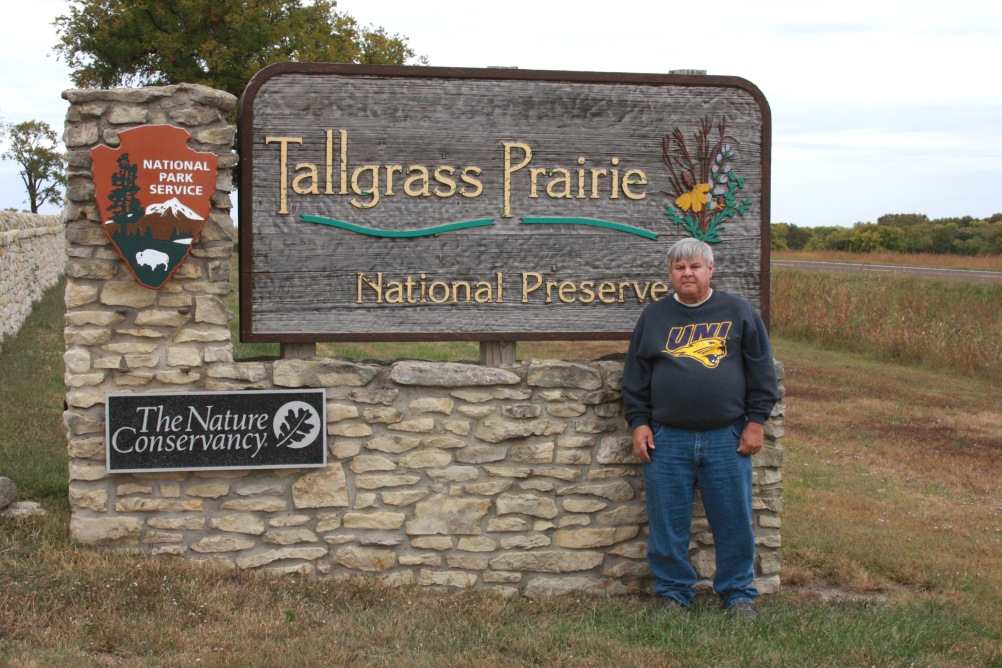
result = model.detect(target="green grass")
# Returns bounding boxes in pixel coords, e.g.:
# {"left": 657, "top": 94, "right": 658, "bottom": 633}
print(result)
{"left": 0, "top": 277, "right": 69, "bottom": 505}
{"left": 3, "top": 272, "right": 1001, "bottom": 666}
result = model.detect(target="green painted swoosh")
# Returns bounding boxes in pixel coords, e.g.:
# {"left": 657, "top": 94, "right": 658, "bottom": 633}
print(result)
{"left": 520, "top": 217, "right": 658, "bottom": 240}
{"left": 302, "top": 216, "right": 495, "bottom": 238}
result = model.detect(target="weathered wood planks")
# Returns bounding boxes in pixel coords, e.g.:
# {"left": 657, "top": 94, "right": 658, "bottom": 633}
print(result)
{"left": 240, "top": 64, "right": 771, "bottom": 341}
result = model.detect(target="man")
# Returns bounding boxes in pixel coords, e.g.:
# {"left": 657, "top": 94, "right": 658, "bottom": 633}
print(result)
{"left": 621, "top": 237, "right": 779, "bottom": 620}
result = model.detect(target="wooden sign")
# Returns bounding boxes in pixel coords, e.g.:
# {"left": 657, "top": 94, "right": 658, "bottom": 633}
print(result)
{"left": 106, "top": 390, "right": 326, "bottom": 472}
{"left": 92, "top": 125, "right": 218, "bottom": 289}
{"left": 239, "top": 64, "right": 771, "bottom": 342}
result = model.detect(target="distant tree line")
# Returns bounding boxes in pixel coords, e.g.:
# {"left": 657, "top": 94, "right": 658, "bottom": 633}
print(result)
{"left": 771, "top": 213, "right": 1002, "bottom": 255}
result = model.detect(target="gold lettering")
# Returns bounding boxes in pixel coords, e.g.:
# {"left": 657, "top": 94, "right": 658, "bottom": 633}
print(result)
{"left": 558, "top": 281, "right": 578, "bottom": 303}
{"left": 590, "top": 168, "right": 608, "bottom": 199}
{"left": 451, "top": 281, "right": 472, "bottom": 302}
{"left": 406, "top": 275, "right": 419, "bottom": 303}
{"left": 622, "top": 169, "right": 647, "bottom": 200}
{"left": 597, "top": 282, "right": 617, "bottom": 303}
{"left": 433, "top": 166, "right": 457, "bottom": 197}
{"left": 521, "top": 272, "right": 543, "bottom": 303}
{"left": 385, "top": 165, "right": 403, "bottom": 195}
{"left": 360, "top": 272, "right": 663, "bottom": 307}
{"left": 610, "top": 158, "right": 620, "bottom": 199}
{"left": 546, "top": 169, "right": 572, "bottom": 198}
{"left": 339, "top": 129, "right": 349, "bottom": 195}
{"left": 292, "top": 163, "right": 319, "bottom": 195}
{"left": 474, "top": 275, "right": 501, "bottom": 303}
{"left": 428, "top": 281, "right": 451, "bottom": 304}
{"left": 325, "top": 130, "right": 335, "bottom": 194}
{"left": 351, "top": 164, "right": 380, "bottom": 209}
{"left": 384, "top": 281, "right": 405, "bottom": 304}
{"left": 528, "top": 167, "right": 546, "bottom": 198}
{"left": 404, "top": 166, "right": 431, "bottom": 197}
{"left": 503, "top": 142, "right": 532, "bottom": 217}
{"left": 265, "top": 136, "right": 303, "bottom": 214}
{"left": 460, "top": 167, "right": 483, "bottom": 197}
{"left": 632, "top": 281, "right": 651, "bottom": 302}
{"left": 357, "top": 272, "right": 383, "bottom": 303}
{"left": 356, "top": 273, "right": 506, "bottom": 305}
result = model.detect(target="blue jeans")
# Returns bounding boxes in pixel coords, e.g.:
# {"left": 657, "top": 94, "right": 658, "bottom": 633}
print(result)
{"left": 643, "top": 418, "right": 757, "bottom": 607}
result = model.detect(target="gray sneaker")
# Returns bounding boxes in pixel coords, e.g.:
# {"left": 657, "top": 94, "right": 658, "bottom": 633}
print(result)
{"left": 729, "top": 600, "right": 758, "bottom": 621}
{"left": 655, "top": 597, "right": 688, "bottom": 614}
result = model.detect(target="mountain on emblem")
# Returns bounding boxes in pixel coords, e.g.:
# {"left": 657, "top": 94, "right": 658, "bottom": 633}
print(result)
{"left": 146, "top": 196, "right": 204, "bottom": 221}
{"left": 91, "top": 125, "right": 218, "bottom": 290}
{"left": 121, "top": 197, "right": 206, "bottom": 242}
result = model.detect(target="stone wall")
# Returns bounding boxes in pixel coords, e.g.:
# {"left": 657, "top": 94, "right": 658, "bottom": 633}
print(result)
{"left": 0, "top": 211, "right": 65, "bottom": 347}
{"left": 62, "top": 84, "right": 786, "bottom": 598}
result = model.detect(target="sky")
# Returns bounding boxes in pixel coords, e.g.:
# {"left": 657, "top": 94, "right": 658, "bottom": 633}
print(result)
{"left": 2, "top": 0, "right": 1000, "bottom": 227}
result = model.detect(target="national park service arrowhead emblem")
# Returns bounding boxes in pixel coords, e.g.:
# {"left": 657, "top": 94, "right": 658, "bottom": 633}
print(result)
{"left": 91, "top": 125, "right": 218, "bottom": 289}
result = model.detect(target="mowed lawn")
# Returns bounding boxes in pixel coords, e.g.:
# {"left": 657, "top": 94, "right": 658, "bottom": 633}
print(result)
{"left": 1, "top": 272, "right": 1000, "bottom": 666}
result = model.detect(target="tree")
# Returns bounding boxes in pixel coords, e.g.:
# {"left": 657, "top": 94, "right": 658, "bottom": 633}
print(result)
{"left": 770, "top": 223, "right": 790, "bottom": 250}
{"left": 107, "top": 153, "right": 143, "bottom": 221}
{"left": 804, "top": 226, "right": 853, "bottom": 252}
{"left": 876, "top": 213, "right": 928, "bottom": 228}
{"left": 53, "top": 0, "right": 422, "bottom": 99}
{"left": 848, "top": 223, "right": 903, "bottom": 253}
{"left": 1, "top": 120, "right": 65, "bottom": 214}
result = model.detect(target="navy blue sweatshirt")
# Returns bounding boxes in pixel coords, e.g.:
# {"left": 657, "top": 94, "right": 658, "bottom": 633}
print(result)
{"left": 622, "top": 290, "right": 779, "bottom": 431}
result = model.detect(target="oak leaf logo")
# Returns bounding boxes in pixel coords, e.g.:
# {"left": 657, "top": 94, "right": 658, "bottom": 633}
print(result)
{"left": 272, "top": 401, "right": 322, "bottom": 449}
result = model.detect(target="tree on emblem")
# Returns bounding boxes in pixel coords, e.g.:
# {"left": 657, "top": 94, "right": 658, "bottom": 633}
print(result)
{"left": 662, "top": 116, "right": 753, "bottom": 244}
{"left": 107, "top": 152, "right": 143, "bottom": 222}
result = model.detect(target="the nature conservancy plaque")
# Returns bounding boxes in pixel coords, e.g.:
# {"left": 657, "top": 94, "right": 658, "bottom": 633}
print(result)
{"left": 106, "top": 390, "right": 327, "bottom": 473}
{"left": 239, "top": 64, "right": 771, "bottom": 341}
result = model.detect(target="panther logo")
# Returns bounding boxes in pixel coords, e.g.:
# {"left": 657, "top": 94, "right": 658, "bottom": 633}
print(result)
{"left": 664, "top": 336, "right": 728, "bottom": 368}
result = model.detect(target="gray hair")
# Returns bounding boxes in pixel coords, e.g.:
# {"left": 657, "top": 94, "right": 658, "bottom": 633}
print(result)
{"left": 667, "top": 238, "right": 714, "bottom": 267}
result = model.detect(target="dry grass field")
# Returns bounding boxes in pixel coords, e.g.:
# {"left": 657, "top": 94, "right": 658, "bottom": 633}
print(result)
{"left": 772, "top": 249, "right": 1002, "bottom": 272}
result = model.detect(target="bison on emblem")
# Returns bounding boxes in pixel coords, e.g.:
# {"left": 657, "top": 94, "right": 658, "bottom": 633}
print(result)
{"left": 136, "top": 249, "right": 170, "bottom": 271}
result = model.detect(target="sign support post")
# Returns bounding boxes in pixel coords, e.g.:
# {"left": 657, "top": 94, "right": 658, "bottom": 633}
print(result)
{"left": 480, "top": 340, "right": 517, "bottom": 367}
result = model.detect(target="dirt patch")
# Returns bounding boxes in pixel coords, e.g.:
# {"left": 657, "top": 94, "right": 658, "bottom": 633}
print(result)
{"left": 779, "top": 572, "right": 912, "bottom": 606}
{"left": 796, "top": 586, "right": 894, "bottom": 605}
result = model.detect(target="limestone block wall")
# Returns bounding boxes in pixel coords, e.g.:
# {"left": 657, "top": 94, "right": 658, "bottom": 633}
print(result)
{"left": 62, "top": 84, "right": 786, "bottom": 598}
{"left": 0, "top": 211, "right": 65, "bottom": 347}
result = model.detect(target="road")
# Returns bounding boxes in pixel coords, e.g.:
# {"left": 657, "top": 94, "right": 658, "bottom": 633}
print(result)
{"left": 771, "top": 259, "right": 1002, "bottom": 283}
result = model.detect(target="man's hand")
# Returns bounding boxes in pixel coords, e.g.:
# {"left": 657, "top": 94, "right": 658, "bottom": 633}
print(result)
{"left": 738, "top": 421, "right": 765, "bottom": 456}
{"left": 632, "top": 425, "right": 655, "bottom": 463}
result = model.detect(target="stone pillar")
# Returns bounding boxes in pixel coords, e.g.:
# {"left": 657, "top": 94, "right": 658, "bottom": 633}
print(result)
{"left": 61, "top": 85, "right": 237, "bottom": 543}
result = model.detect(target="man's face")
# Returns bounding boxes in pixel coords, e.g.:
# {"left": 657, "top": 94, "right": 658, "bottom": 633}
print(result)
{"left": 669, "top": 255, "right": 714, "bottom": 304}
